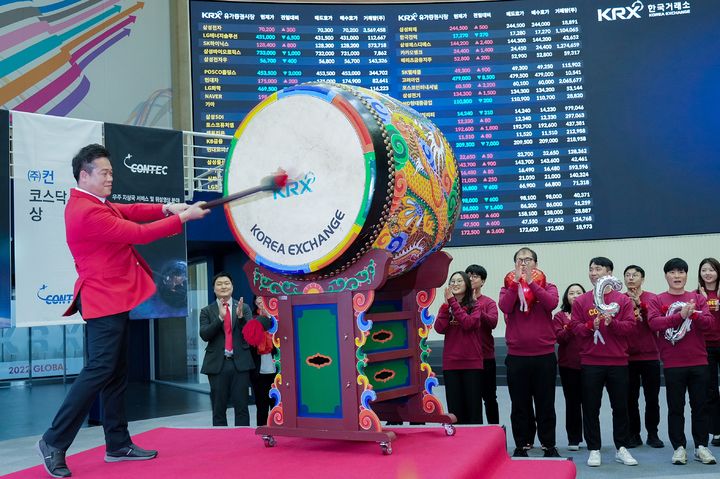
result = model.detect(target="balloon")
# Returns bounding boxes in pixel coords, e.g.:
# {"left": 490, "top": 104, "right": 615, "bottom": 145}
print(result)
{"left": 593, "top": 275, "right": 622, "bottom": 316}
{"left": 664, "top": 301, "right": 693, "bottom": 345}
{"left": 504, "top": 269, "right": 547, "bottom": 313}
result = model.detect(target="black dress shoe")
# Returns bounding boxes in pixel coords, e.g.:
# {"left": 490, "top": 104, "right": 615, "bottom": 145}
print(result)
{"left": 646, "top": 434, "right": 665, "bottom": 448}
{"left": 512, "top": 447, "right": 529, "bottom": 457}
{"left": 543, "top": 446, "right": 562, "bottom": 458}
{"left": 36, "top": 439, "right": 72, "bottom": 478}
{"left": 105, "top": 444, "right": 158, "bottom": 462}
{"left": 627, "top": 434, "right": 643, "bottom": 448}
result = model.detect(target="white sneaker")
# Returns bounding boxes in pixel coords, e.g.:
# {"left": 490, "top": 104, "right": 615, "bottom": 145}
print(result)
{"left": 587, "top": 450, "right": 601, "bottom": 467}
{"left": 615, "top": 446, "right": 638, "bottom": 466}
{"left": 672, "top": 446, "right": 687, "bottom": 465}
{"left": 695, "top": 445, "right": 717, "bottom": 465}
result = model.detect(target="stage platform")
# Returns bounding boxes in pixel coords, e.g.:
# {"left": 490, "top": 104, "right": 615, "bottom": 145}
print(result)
{"left": 8, "top": 425, "right": 575, "bottom": 478}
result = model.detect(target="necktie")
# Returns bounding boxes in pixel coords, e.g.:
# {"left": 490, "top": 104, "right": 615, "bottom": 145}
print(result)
{"left": 222, "top": 300, "right": 233, "bottom": 356}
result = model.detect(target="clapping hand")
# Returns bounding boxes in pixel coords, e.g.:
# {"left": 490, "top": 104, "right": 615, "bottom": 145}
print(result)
{"left": 236, "top": 297, "right": 244, "bottom": 317}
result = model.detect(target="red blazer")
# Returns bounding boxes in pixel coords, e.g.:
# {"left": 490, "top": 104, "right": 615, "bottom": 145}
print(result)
{"left": 63, "top": 189, "right": 183, "bottom": 319}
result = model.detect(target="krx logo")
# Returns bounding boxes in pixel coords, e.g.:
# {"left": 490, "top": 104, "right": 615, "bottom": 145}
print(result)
{"left": 273, "top": 171, "right": 316, "bottom": 199}
{"left": 598, "top": 0, "right": 644, "bottom": 21}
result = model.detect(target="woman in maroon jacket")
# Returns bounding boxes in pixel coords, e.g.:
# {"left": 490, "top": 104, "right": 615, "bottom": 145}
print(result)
{"left": 553, "top": 283, "right": 586, "bottom": 451}
{"left": 435, "top": 271, "right": 484, "bottom": 424}
{"left": 697, "top": 257, "right": 720, "bottom": 447}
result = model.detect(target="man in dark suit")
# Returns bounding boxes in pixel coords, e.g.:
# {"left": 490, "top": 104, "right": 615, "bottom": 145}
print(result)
{"left": 200, "top": 272, "right": 268, "bottom": 426}
{"left": 37, "top": 144, "right": 208, "bottom": 478}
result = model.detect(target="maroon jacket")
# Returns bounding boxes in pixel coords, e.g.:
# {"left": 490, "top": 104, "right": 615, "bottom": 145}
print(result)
{"left": 435, "top": 297, "right": 484, "bottom": 370}
{"left": 499, "top": 280, "right": 559, "bottom": 356}
{"left": 476, "top": 295, "right": 499, "bottom": 359}
{"left": 626, "top": 290, "right": 660, "bottom": 361}
{"left": 703, "top": 290, "right": 720, "bottom": 347}
{"left": 553, "top": 310, "right": 581, "bottom": 369}
{"left": 648, "top": 291, "right": 715, "bottom": 368}
{"left": 570, "top": 290, "right": 636, "bottom": 366}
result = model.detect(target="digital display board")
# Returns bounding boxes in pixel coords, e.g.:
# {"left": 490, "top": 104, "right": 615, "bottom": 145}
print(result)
{"left": 189, "top": 0, "right": 720, "bottom": 246}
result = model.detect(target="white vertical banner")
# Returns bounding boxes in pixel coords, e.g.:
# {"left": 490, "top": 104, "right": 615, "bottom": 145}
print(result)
{"left": 12, "top": 112, "right": 102, "bottom": 327}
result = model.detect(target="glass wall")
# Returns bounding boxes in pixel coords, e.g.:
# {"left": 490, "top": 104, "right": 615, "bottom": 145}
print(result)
{"left": 152, "top": 260, "right": 209, "bottom": 392}
{"left": 0, "top": 324, "right": 83, "bottom": 381}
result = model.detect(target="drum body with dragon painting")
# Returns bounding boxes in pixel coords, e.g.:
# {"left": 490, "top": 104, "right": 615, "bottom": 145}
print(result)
{"left": 224, "top": 83, "right": 461, "bottom": 450}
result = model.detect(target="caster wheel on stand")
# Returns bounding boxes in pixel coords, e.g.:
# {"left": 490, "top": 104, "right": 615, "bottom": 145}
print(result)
{"left": 443, "top": 423, "right": 456, "bottom": 436}
{"left": 379, "top": 441, "right": 393, "bottom": 455}
{"left": 262, "top": 435, "right": 276, "bottom": 447}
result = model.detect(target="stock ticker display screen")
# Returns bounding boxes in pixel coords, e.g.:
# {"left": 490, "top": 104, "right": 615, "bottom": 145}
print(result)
{"left": 189, "top": 0, "right": 720, "bottom": 246}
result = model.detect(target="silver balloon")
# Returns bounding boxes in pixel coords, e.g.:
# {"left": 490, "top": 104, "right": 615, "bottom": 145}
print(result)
{"left": 664, "top": 301, "right": 693, "bottom": 345}
{"left": 593, "top": 275, "right": 623, "bottom": 316}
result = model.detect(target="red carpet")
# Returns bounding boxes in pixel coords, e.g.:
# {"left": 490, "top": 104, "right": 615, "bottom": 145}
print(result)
{"left": 9, "top": 426, "right": 575, "bottom": 478}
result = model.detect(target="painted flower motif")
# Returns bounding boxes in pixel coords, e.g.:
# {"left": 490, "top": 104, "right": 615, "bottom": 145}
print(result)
{"left": 303, "top": 282, "right": 324, "bottom": 294}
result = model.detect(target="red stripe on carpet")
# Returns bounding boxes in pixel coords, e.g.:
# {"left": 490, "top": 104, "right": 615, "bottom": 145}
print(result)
{"left": 9, "top": 426, "right": 576, "bottom": 478}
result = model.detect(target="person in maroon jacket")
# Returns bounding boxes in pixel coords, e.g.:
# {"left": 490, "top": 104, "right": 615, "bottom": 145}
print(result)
{"left": 499, "top": 247, "right": 560, "bottom": 458}
{"left": 37, "top": 144, "right": 208, "bottom": 478}
{"left": 623, "top": 265, "right": 664, "bottom": 449}
{"left": 435, "top": 271, "right": 485, "bottom": 424}
{"left": 553, "top": 283, "right": 585, "bottom": 451}
{"left": 648, "top": 257, "right": 718, "bottom": 465}
{"left": 697, "top": 257, "right": 720, "bottom": 447}
{"left": 465, "top": 264, "right": 499, "bottom": 424}
{"left": 570, "top": 257, "right": 638, "bottom": 467}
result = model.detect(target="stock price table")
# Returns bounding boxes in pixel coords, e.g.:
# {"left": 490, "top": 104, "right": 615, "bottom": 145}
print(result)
{"left": 190, "top": 0, "right": 715, "bottom": 246}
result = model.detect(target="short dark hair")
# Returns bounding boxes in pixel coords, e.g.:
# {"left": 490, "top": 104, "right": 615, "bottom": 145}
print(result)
{"left": 664, "top": 258, "right": 688, "bottom": 273}
{"left": 624, "top": 264, "right": 645, "bottom": 278}
{"left": 513, "top": 247, "right": 537, "bottom": 262}
{"left": 465, "top": 264, "right": 487, "bottom": 281}
{"left": 72, "top": 143, "right": 111, "bottom": 182}
{"left": 561, "top": 283, "right": 586, "bottom": 313}
{"left": 212, "top": 271, "right": 233, "bottom": 285}
{"left": 589, "top": 257, "right": 613, "bottom": 271}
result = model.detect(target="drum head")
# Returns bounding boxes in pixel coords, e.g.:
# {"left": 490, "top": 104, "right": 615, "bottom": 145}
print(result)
{"left": 224, "top": 87, "right": 378, "bottom": 275}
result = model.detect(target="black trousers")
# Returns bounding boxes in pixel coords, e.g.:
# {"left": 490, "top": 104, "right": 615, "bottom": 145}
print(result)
{"left": 443, "top": 368, "right": 483, "bottom": 424}
{"left": 208, "top": 359, "right": 250, "bottom": 426}
{"left": 706, "top": 347, "right": 720, "bottom": 435}
{"left": 482, "top": 358, "right": 500, "bottom": 424}
{"left": 627, "top": 359, "right": 661, "bottom": 437}
{"left": 505, "top": 353, "right": 557, "bottom": 448}
{"left": 251, "top": 372, "right": 275, "bottom": 427}
{"left": 44, "top": 312, "right": 132, "bottom": 451}
{"left": 581, "top": 364, "right": 630, "bottom": 450}
{"left": 664, "top": 365, "right": 709, "bottom": 449}
{"left": 559, "top": 366, "right": 583, "bottom": 445}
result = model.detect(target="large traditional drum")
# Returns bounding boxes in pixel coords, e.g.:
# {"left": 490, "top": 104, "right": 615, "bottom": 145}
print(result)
{"left": 224, "top": 83, "right": 460, "bottom": 278}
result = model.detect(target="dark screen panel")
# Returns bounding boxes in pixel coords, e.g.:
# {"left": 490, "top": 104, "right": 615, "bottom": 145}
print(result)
{"left": 189, "top": 0, "right": 719, "bottom": 246}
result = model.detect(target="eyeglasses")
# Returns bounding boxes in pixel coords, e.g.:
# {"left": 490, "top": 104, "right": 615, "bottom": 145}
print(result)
{"left": 516, "top": 258, "right": 534, "bottom": 264}
{"left": 467, "top": 273, "right": 481, "bottom": 279}
{"left": 624, "top": 273, "right": 641, "bottom": 279}
{"left": 449, "top": 279, "right": 465, "bottom": 285}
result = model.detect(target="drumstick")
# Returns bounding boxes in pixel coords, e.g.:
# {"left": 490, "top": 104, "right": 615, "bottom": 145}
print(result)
{"left": 201, "top": 170, "right": 288, "bottom": 210}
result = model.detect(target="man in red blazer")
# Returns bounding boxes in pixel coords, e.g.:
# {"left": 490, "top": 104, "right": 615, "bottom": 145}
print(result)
{"left": 37, "top": 144, "right": 208, "bottom": 478}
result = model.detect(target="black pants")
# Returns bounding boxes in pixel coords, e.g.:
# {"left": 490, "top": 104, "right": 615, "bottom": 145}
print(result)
{"left": 482, "top": 358, "right": 500, "bottom": 424}
{"left": 506, "top": 353, "right": 557, "bottom": 448}
{"left": 705, "top": 347, "right": 720, "bottom": 436}
{"left": 665, "top": 365, "right": 709, "bottom": 449}
{"left": 208, "top": 359, "right": 250, "bottom": 426}
{"left": 251, "top": 372, "right": 275, "bottom": 427}
{"left": 44, "top": 312, "right": 132, "bottom": 451}
{"left": 443, "top": 368, "right": 483, "bottom": 424}
{"left": 559, "top": 366, "right": 583, "bottom": 445}
{"left": 627, "top": 359, "right": 661, "bottom": 437}
{"left": 581, "top": 364, "right": 630, "bottom": 450}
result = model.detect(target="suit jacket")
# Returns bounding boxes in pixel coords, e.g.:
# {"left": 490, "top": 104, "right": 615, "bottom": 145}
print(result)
{"left": 63, "top": 188, "right": 183, "bottom": 319}
{"left": 200, "top": 300, "right": 269, "bottom": 375}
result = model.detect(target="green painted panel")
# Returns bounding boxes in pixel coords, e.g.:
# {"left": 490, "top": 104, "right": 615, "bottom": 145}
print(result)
{"left": 364, "top": 320, "right": 409, "bottom": 353}
{"left": 294, "top": 304, "right": 342, "bottom": 418}
{"left": 365, "top": 358, "right": 410, "bottom": 392}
